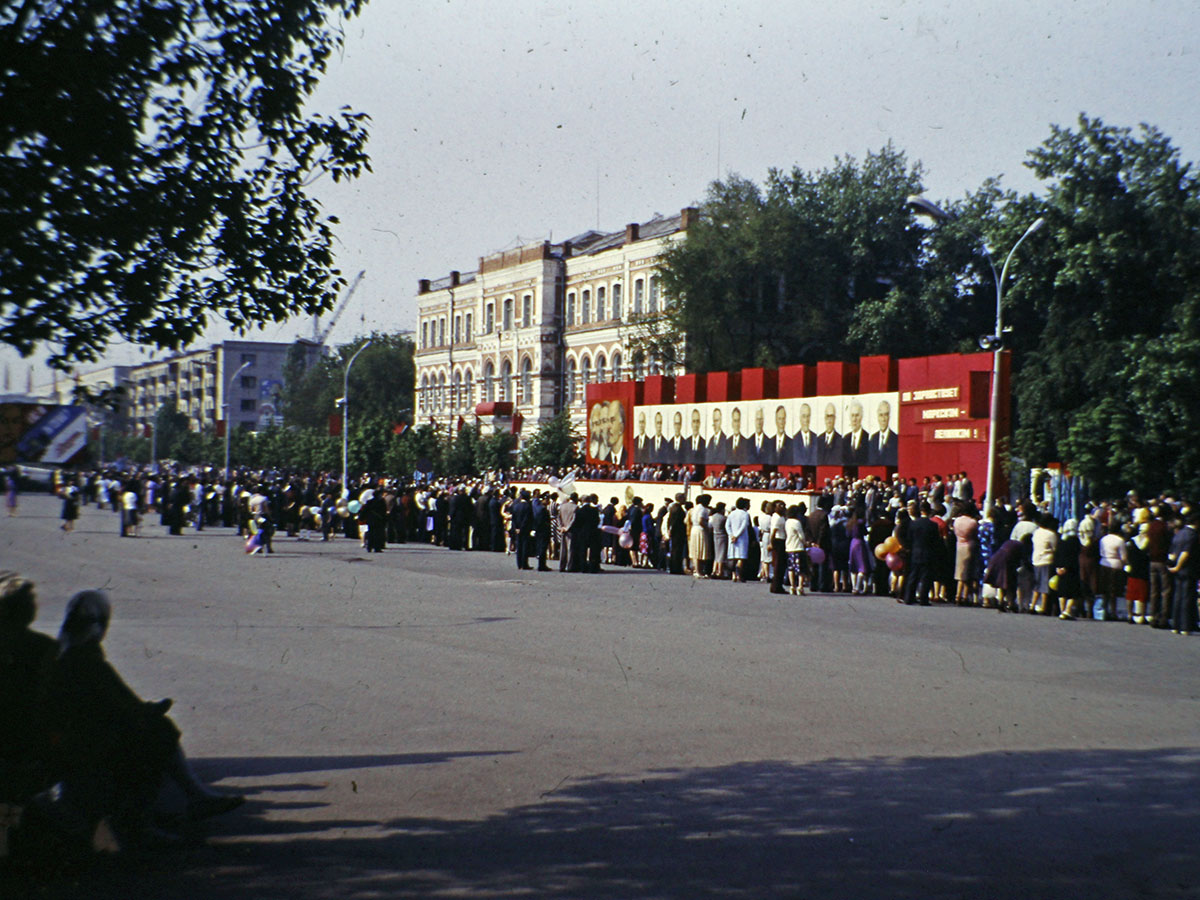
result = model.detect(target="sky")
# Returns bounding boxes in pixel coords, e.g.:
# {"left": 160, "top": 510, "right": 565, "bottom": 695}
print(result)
{"left": 7, "top": 0, "right": 1200, "bottom": 385}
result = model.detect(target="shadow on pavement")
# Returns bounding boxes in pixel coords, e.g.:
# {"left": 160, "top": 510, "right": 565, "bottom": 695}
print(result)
{"left": 7, "top": 748, "right": 1199, "bottom": 899}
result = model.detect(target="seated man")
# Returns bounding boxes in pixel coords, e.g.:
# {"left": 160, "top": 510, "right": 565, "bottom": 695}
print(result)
{"left": 0, "top": 572, "right": 58, "bottom": 804}
{"left": 44, "top": 590, "right": 244, "bottom": 848}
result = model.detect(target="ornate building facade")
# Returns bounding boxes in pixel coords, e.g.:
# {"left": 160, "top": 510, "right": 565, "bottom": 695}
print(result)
{"left": 414, "top": 208, "right": 696, "bottom": 440}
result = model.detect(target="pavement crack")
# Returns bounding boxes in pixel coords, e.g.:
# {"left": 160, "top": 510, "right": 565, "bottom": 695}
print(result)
{"left": 613, "top": 650, "right": 629, "bottom": 686}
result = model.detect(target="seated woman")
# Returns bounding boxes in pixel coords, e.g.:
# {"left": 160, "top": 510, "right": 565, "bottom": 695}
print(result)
{"left": 0, "top": 572, "right": 58, "bottom": 804}
{"left": 45, "top": 590, "right": 243, "bottom": 847}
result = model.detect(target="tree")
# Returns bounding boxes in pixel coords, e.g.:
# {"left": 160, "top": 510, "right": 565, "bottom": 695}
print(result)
{"left": 281, "top": 333, "right": 415, "bottom": 431}
{"left": 0, "top": 1, "right": 371, "bottom": 368}
{"left": 647, "top": 145, "right": 928, "bottom": 373}
{"left": 518, "top": 410, "right": 581, "bottom": 469}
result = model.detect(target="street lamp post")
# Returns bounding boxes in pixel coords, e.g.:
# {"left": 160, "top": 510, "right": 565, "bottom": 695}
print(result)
{"left": 906, "top": 195, "right": 1045, "bottom": 514}
{"left": 341, "top": 340, "right": 372, "bottom": 495}
{"left": 224, "top": 360, "right": 251, "bottom": 481}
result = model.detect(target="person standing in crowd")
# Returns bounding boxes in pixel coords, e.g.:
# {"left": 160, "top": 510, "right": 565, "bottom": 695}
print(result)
{"left": 5, "top": 468, "right": 18, "bottom": 517}
{"left": 686, "top": 494, "right": 711, "bottom": 578}
{"left": 666, "top": 494, "right": 686, "bottom": 575}
{"left": 60, "top": 485, "right": 80, "bottom": 532}
{"left": 510, "top": 489, "right": 533, "bottom": 570}
{"left": 953, "top": 503, "right": 980, "bottom": 606}
{"left": 725, "top": 497, "right": 751, "bottom": 583}
{"left": 905, "top": 502, "right": 938, "bottom": 606}
{"left": 768, "top": 500, "right": 788, "bottom": 595}
{"left": 1031, "top": 513, "right": 1059, "bottom": 615}
{"left": 1098, "top": 520, "right": 1128, "bottom": 621}
{"left": 785, "top": 505, "right": 808, "bottom": 595}
{"left": 709, "top": 502, "right": 728, "bottom": 579}
{"left": 558, "top": 492, "right": 578, "bottom": 572}
{"left": 1054, "top": 518, "right": 1083, "bottom": 619}
{"left": 532, "top": 491, "right": 552, "bottom": 571}
{"left": 1125, "top": 512, "right": 1152, "bottom": 624}
{"left": 1167, "top": 509, "right": 1198, "bottom": 635}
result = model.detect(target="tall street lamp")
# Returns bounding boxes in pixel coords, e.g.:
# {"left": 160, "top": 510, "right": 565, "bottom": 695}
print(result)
{"left": 906, "top": 195, "right": 1045, "bottom": 514}
{"left": 340, "top": 340, "right": 372, "bottom": 495}
{"left": 224, "top": 360, "right": 251, "bottom": 481}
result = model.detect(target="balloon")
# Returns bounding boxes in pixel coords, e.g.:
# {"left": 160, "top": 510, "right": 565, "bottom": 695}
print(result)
{"left": 883, "top": 536, "right": 901, "bottom": 554}
{"left": 807, "top": 546, "right": 826, "bottom": 565}
{"left": 874, "top": 543, "right": 888, "bottom": 560}
{"left": 885, "top": 552, "right": 904, "bottom": 573}
{"left": 348, "top": 500, "right": 362, "bottom": 515}
{"left": 619, "top": 531, "right": 634, "bottom": 549}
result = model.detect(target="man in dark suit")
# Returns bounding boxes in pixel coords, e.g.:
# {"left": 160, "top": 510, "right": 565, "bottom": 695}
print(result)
{"left": 558, "top": 493, "right": 578, "bottom": 571}
{"left": 706, "top": 406, "right": 730, "bottom": 467}
{"left": 633, "top": 411, "right": 650, "bottom": 464}
{"left": 510, "top": 490, "right": 533, "bottom": 569}
{"left": 793, "top": 402, "right": 818, "bottom": 467}
{"left": 727, "top": 406, "right": 750, "bottom": 466}
{"left": 666, "top": 411, "right": 685, "bottom": 467}
{"left": 905, "top": 501, "right": 938, "bottom": 605}
{"left": 816, "top": 401, "right": 844, "bottom": 466}
{"left": 473, "top": 489, "right": 492, "bottom": 550}
{"left": 748, "top": 407, "right": 770, "bottom": 466}
{"left": 649, "top": 411, "right": 666, "bottom": 465}
{"left": 867, "top": 399, "right": 898, "bottom": 467}
{"left": 578, "top": 495, "right": 603, "bottom": 573}
{"left": 666, "top": 493, "right": 686, "bottom": 575}
{"left": 843, "top": 398, "right": 871, "bottom": 467}
{"left": 766, "top": 403, "right": 794, "bottom": 467}
{"left": 531, "top": 491, "right": 552, "bottom": 570}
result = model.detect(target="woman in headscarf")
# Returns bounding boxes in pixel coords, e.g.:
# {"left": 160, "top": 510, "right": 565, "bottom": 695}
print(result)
{"left": 45, "top": 590, "right": 243, "bottom": 846}
{"left": 0, "top": 572, "right": 57, "bottom": 802}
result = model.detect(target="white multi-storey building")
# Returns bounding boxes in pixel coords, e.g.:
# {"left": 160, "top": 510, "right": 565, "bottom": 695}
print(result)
{"left": 415, "top": 208, "right": 697, "bottom": 439}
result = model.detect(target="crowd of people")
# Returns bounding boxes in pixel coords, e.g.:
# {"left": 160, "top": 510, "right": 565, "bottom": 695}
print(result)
{"left": 18, "top": 462, "right": 1194, "bottom": 638}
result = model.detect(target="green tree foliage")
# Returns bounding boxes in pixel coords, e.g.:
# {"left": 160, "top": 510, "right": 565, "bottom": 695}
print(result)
{"left": 282, "top": 333, "right": 415, "bottom": 431}
{"left": 518, "top": 410, "right": 581, "bottom": 469}
{"left": 647, "top": 145, "right": 927, "bottom": 372}
{"left": 0, "top": 0, "right": 371, "bottom": 367}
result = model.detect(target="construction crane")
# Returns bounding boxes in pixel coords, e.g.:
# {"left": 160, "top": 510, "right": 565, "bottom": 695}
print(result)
{"left": 310, "top": 270, "right": 365, "bottom": 351}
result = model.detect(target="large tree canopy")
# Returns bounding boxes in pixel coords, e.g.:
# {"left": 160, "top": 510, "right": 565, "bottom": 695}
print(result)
{"left": 0, "top": 0, "right": 370, "bottom": 367}
{"left": 653, "top": 117, "right": 1200, "bottom": 496}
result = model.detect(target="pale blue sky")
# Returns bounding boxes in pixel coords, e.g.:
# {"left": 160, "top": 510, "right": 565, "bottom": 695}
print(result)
{"left": 6, "top": 0, "right": 1200, "bottom": 381}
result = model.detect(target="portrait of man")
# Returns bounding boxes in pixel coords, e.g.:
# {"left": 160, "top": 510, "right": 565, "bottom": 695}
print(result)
{"left": 868, "top": 397, "right": 899, "bottom": 467}
{"left": 768, "top": 403, "right": 793, "bottom": 467}
{"left": 650, "top": 410, "right": 666, "bottom": 463}
{"left": 749, "top": 405, "right": 769, "bottom": 466}
{"left": 707, "top": 406, "right": 730, "bottom": 466}
{"left": 843, "top": 398, "right": 870, "bottom": 466}
{"left": 816, "top": 400, "right": 844, "bottom": 466}
{"left": 728, "top": 406, "right": 749, "bottom": 465}
{"left": 634, "top": 410, "right": 648, "bottom": 462}
{"left": 668, "top": 409, "right": 684, "bottom": 466}
{"left": 606, "top": 401, "right": 627, "bottom": 467}
{"left": 587, "top": 401, "right": 611, "bottom": 462}
{"left": 686, "top": 407, "right": 705, "bottom": 465}
{"left": 794, "top": 401, "right": 817, "bottom": 467}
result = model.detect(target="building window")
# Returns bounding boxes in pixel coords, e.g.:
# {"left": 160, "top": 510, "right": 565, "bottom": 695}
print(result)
{"left": 634, "top": 278, "right": 644, "bottom": 314}
{"left": 501, "top": 359, "right": 513, "bottom": 403}
{"left": 240, "top": 398, "right": 255, "bottom": 412}
{"left": 483, "top": 361, "right": 495, "bottom": 402}
{"left": 596, "top": 353, "right": 607, "bottom": 383}
{"left": 503, "top": 297, "right": 514, "bottom": 331}
{"left": 454, "top": 316, "right": 461, "bottom": 344}
{"left": 581, "top": 289, "right": 590, "bottom": 325}
{"left": 612, "top": 283, "right": 622, "bottom": 319}
{"left": 241, "top": 375, "right": 255, "bottom": 389}
{"left": 464, "top": 368, "right": 474, "bottom": 407}
{"left": 581, "top": 355, "right": 591, "bottom": 390}
{"left": 419, "top": 375, "right": 428, "bottom": 411}
{"left": 633, "top": 352, "right": 645, "bottom": 380}
{"left": 520, "top": 357, "right": 532, "bottom": 403}
{"left": 522, "top": 294, "right": 532, "bottom": 328}
{"left": 566, "top": 358, "right": 577, "bottom": 403}
{"left": 453, "top": 371, "right": 462, "bottom": 409}
{"left": 421, "top": 322, "right": 428, "bottom": 348}
{"left": 565, "top": 292, "right": 575, "bottom": 327}
{"left": 648, "top": 276, "right": 659, "bottom": 313}
{"left": 438, "top": 318, "right": 445, "bottom": 346}
{"left": 596, "top": 286, "right": 606, "bottom": 320}
{"left": 465, "top": 313, "right": 473, "bottom": 342}
{"left": 485, "top": 303, "right": 494, "bottom": 333}
{"left": 611, "top": 351, "right": 622, "bottom": 381}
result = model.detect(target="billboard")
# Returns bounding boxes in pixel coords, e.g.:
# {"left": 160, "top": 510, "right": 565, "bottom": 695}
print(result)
{"left": 0, "top": 403, "right": 89, "bottom": 465}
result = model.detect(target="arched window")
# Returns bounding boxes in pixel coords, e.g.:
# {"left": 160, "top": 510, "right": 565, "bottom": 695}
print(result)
{"left": 612, "top": 283, "right": 622, "bottom": 319}
{"left": 438, "top": 318, "right": 445, "bottom": 346}
{"left": 520, "top": 357, "right": 533, "bottom": 403}
{"left": 419, "top": 375, "right": 428, "bottom": 411}
{"left": 565, "top": 292, "right": 575, "bottom": 327}
{"left": 421, "top": 322, "right": 428, "bottom": 349}
{"left": 648, "top": 276, "right": 659, "bottom": 313}
{"left": 503, "top": 297, "right": 514, "bottom": 331}
{"left": 454, "top": 316, "right": 461, "bottom": 344}
{"left": 634, "top": 278, "right": 644, "bottom": 314}
{"left": 633, "top": 352, "right": 645, "bottom": 380}
{"left": 596, "top": 286, "right": 606, "bottom": 321}
{"left": 611, "top": 351, "right": 622, "bottom": 381}
{"left": 501, "top": 359, "right": 513, "bottom": 403}
{"left": 522, "top": 294, "right": 532, "bottom": 328}
{"left": 464, "top": 368, "right": 474, "bottom": 408}
{"left": 566, "top": 358, "right": 577, "bottom": 404}
{"left": 595, "top": 352, "right": 607, "bottom": 383}
{"left": 483, "top": 361, "right": 495, "bottom": 402}
{"left": 452, "top": 370, "right": 462, "bottom": 409}
{"left": 437, "top": 372, "right": 446, "bottom": 411}
{"left": 581, "top": 289, "right": 590, "bottom": 324}
{"left": 581, "top": 355, "right": 592, "bottom": 394}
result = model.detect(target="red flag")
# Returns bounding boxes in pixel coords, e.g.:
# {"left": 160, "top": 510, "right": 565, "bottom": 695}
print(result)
{"left": 328, "top": 413, "right": 342, "bottom": 436}
{"left": 392, "top": 421, "right": 409, "bottom": 436}
{"left": 456, "top": 416, "right": 465, "bottom": 432}
{"left": 511, "top": 412, "right": 524, "bottom": 434}
{"left": 216, "top": 419, "right": 227, "bottom": 438}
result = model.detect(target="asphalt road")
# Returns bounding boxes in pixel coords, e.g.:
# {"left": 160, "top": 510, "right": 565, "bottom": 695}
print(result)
{"left": 3, "top": 493, "right": 1199, "bottom": 899}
